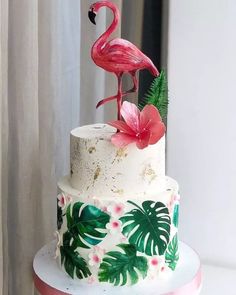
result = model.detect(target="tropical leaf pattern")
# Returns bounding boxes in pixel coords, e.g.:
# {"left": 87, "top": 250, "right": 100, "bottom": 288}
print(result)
{"left": 98, "top": 244, "right": 148, "bottom": 286}
{"left": 57, "top": 204, "right": 63, "bottom": 230}
{"left": 66, "top": 202, "right": 110, "bottom": 249}
{"left": 60, "top": 232, "right": 91, "bottom": 279}
{"left": 173, "top": 204, "right": 179, "bottom": 228}
{"left": 120, "top": 201, "right": 171, "bottom": 256}
{"left": 165, "top": 234, "right": 179, "bottom": 270}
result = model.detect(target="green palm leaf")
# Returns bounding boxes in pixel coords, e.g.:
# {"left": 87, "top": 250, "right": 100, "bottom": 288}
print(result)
{"left": 60, "top": 232, "right": 91, "bottom": 279}
{"left": 173, "top": 204, "right": 179, "bottom": 228}
{"left": 66, "top": 202, "right": 110, "bottom": 249}
{"left": 165, "top": 234, "right": 179, "bottom": 270}
{"left": 139, "top": 70, "right": 169, "bottom": 120}
{"left": 120, "top": 201, "right": 171, "bottom": 256}
{"left": 98, "top": 244, "right": 148, "bottom": 286}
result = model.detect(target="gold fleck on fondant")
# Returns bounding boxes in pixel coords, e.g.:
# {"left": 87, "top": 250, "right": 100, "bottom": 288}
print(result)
{"left": 112, "top": 148, "right": 128, "bottom": 164}
{"left": 94, "top": 166, "right": 101, "bottom": 181}
{"left": 142, "top": 164, "right": 157, "bottom": 184}
{"left": 88, "top": 147, "right": 96, "bottom": 154}
{"left": 111, "top": 188, "right": 124, "bottom": 195}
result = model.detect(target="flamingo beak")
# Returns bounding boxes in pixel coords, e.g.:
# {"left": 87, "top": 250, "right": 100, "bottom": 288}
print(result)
{"left": 88, "top": 9, "right": 96, "bottom": 25}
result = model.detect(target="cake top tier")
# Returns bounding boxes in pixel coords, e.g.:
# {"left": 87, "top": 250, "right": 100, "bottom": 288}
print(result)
{"left": 70, "top": 124, "right": 166, "bottom": 198}
{"left": 71, "top": 123, "right": 115, "bottom": 140}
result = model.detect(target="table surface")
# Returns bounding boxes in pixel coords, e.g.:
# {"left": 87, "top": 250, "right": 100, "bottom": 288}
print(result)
{"left": 33, "top": 241, "right": 201, "bottom": 295}
{"left": 200, "top": 264, "right": 236, "bottom": 295}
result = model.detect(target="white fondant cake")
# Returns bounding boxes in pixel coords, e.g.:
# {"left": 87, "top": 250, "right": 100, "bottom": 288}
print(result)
{"left": 55, "top": 124, "right": 180, "bottom": 286}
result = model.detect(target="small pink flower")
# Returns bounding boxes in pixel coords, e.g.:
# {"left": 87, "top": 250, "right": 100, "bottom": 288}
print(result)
{"left": 149, "top": 256, "right": 160, "bottom": 269}
{"left": 106, "top": 219, "right": 122, "bottom": 235}
{"left": 108, "top": 101, "right": 165, "bottom": 150}
{"left": 107, "top": 202, "right": 125, "bottom": 217}
{"left": 57, "top": 193, "right": 67, "bottom": 210}
{"left": 89, "top": 254, "right": 101, "bottom": 266}
{"left": 150, "top": 257, "right": 159, "bottom": 266}
{"left": 57, "top": 193, "right": 72, "bottom": 210}
{"left": 88, "top": 247, "right": 104, "bottom": 267}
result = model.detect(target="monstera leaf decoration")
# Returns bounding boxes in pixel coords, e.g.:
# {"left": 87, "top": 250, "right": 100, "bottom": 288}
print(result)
{"left": 66, "top": 202, "right": 110, "bottom": 249}
{"left": 120, "top": 201, "right": 171, "bottom": 256}
{"left": 165, "top": 234, "right": 179, "bottom": 270}
{"left": 60, "top": 232, "right": 91, "bottom": 279}
{"left": 99, "top": 244, "right": 148, "bottom": 286}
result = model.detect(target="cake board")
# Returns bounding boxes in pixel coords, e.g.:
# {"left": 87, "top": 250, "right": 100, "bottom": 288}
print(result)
{"left": 33, "top": 241, "right": 202, "bottom": 295}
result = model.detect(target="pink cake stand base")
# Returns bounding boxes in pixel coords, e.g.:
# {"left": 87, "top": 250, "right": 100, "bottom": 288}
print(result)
{"left": 33, "top": 241, "right": 202, "bottom": 295}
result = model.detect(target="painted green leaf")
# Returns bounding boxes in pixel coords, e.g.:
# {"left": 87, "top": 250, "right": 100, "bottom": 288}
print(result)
{"left": 66, "top": 202, "right": 110, "bottom": 249}
{"left": 165, "top": 234, "right": 179, "bottom": 270}
{"left": 173, "top": 204, "right": 179, "bottom": 228}
{"left": 99, "top": 244, "right": 148, "bottom": 286}
{"left": 120, "top": 201, "right": 170, "bottom": 256}
{"left": 60, "top": 232, "right": 91, "bottom": 279}
{"left": 57, "top": 204, "right": 63, "bottom": 230}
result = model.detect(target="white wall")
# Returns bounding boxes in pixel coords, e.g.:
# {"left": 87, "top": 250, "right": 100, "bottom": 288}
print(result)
{"left": 167, "top": 0, "right": 236, "bottom": 268}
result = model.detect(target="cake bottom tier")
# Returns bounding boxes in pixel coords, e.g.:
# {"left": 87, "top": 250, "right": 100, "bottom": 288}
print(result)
{"left": 55, "top": 176, "right": 180, "bottom": 286}
{"left": 34, "top": 241, "right": 202, "bottom": 295}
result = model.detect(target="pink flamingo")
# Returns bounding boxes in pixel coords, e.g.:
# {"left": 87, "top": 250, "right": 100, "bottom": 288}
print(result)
{"left": 88, "top": 1, "right": 159, "bottom": 120}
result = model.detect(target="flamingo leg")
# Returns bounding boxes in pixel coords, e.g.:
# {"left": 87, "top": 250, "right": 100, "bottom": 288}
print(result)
{"left": 123, "top": 71, "right": 138, "bottom": 96}
{"left": 96, "top": 94, "right": 118, "bottom": 109}
{"left": 117, "top": 73, "right": 123, "bottom": 120}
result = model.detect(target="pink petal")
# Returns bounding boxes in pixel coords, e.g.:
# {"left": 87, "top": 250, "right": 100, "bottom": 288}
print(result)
{"left": 136, "top": 130, "right": 151, "bottom": 149}
{"left": 151, "top": 258, "right": 159, "bottom": 266}
{"left": 108, "top": 120, "right": 135, "bottom": 135}
{"left": 140, "top": 104, "right": 162, "bottom": 130}
{"left": 112, "top": 221, "right": 120, "bottom": 228}
{"left": 111, "top": 132, "right": 136, "bottom": 148}
{"left": 149, "top": 121, "right": 166, "bottom": 144}
{"left": 120, "top": 101, "right": 140, "bottom": 132}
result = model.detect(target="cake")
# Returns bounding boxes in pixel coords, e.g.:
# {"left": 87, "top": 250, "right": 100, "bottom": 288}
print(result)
{"left": 55, "top": 122, "right": 180, "bottom": 286}
{"left": 54, "top": 0, "right": 180, "bottom": 287}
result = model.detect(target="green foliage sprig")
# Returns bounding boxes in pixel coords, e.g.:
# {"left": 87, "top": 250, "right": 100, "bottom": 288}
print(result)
{"left": 139, "top": 70, "right": 169, "bottom": 120}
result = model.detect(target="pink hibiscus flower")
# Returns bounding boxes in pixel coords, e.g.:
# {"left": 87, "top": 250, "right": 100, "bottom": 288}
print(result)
{"left": 108, "top": 101, "right": 165, "bottom": 150}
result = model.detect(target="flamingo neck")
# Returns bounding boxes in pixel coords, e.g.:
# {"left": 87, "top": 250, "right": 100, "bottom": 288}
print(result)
{"left": 93, "top": 1, "right": 120, "bottom": 53}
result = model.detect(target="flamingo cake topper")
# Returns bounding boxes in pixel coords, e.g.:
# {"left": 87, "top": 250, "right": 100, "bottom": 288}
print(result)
{"left": 88, "top": 0, "right": 159, "bottom": 120}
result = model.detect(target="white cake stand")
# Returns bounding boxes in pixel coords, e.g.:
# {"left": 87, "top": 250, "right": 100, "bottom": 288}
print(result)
{"left": 33, "top": 241, "right": 202, "bottom": 295}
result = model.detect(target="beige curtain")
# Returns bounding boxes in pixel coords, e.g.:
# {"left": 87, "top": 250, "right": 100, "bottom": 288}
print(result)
{"left": 0, "top": 0, "right": 143, "bottom": 294}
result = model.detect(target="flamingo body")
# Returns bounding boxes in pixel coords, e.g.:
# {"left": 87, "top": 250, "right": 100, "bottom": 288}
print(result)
{"left": 92, "top": 38, "right": 158, "bottom": 76}
{"left": 88, "top": 1, "right": 159, "bottom": 119}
